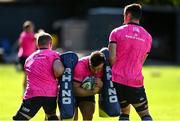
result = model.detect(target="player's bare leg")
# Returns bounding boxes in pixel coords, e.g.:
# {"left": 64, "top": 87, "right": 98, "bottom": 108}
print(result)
{"left": 119, "top": 104, "right": 130, "bottom": 120}
{"left": 78, "top": 101, "right": 95, "bottom": 121}
{"left": 73, "top": 108, "right": 78, "bottom": 121}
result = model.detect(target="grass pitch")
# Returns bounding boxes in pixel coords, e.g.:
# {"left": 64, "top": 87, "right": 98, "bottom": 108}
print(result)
{"left": 0, "top": 64, "right": 180, "bottom": 120}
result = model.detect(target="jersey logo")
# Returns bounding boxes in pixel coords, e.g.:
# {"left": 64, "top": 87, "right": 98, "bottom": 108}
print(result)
{"left": 133, "top": 27, "right": 140, "bottom": 33}
{"left": 125, "top": 35, "right": 145, "bottom": 42}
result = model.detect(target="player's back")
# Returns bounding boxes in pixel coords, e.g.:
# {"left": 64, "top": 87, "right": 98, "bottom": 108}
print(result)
{"left": 111, "top": 23, "right": 152, "bottom": 87}
{"left": 18, "top": 31, "right": 36, "bottom": 57}
{"left": 24, "top": 49, "right": 59, "bottom": 99}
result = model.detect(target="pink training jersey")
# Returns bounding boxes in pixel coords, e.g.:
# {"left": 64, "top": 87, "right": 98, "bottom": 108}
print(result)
{"left": 73, "top": 56, "right": 103, "bottom": 83}
{"left": 24, "top": 49, "right": 60, "bottom": 100}
{"left": 18, "top": 31, "right": 36, "bottom": 58}
{"left": 109, "top": 23, "right": 152, "bottom": 87}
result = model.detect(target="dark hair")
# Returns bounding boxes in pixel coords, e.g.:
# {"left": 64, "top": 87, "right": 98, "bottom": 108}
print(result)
{"left": 90, "top": 51, "right": 105, "bottom": 67}
{"left": 37, "top": 33, "right": 52, "bottom": 46}
{"left": 124, "top": 3, "right": 142, "bottom": 20}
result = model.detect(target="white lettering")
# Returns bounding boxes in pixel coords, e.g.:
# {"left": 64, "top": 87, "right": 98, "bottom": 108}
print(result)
{"left": 105, "top": 66, "right": 118, "bottom": 103}
{"left": 22, "top": 106, "right": 30, "bottom": 112}
{"left": 65, "top": 68, "right": 71, "bottom": 74}
{"left": 62, "top": 98, "right": 71, "bottom": 104}
{"left": 62, "top": 90, "right": 71, "bottom": 97}
{"left": 108, "top": 88, "right": 118, "bottom": 103}
{"left": 65, "top": 82, "right": 68, "bottom": 89}
{"left": 106, "top": 66, "right": 112, "bottom": 80}
{"left": 110, "top": 81, "right": 113, "bottom": 88}
{"left": 61, "top": 68, "right": 72, "bottom": 105}
{"left": 125, "top": 35, "right": 145, "bottom": 42}
{"left": 109, "top": 96, "right": 118, "bottom": 103}
{"left": 108, "top": 88, "right": 117, "bottom": 95}
{"left": 62, "top": 68, "right": 72, "bottom": 82}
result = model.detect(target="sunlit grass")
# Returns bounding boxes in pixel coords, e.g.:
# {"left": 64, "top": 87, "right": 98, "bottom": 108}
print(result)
{"left": 0, "top": 64, "right": 180, "bottom": 120}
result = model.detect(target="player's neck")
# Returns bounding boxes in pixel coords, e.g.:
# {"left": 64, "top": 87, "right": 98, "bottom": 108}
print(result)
{"left": 38, "top": 45, "right": 49, "bottom": 50}
{"left": 129, "top": 20, "right": 139, "bottom": 24}
{"left": 39, "top": 47, "right": 48, "bottom": 50}
{"left": 124, "top": 20, "right": 139, "bottom": 25}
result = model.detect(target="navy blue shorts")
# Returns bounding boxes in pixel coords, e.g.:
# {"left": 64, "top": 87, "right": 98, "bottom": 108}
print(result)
{"left": 14, "top": 97, "right": 57, "bottom": 118}
{"left": 113, "top": 82, "right": 148, "bottom": 108}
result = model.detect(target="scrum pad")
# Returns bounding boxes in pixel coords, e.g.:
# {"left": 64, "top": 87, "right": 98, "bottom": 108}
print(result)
{"left": 58, "top": 51, "right": 78, "bottom": 119}
{"left": 99, "top": 47, "right": 120, "bottom": 117}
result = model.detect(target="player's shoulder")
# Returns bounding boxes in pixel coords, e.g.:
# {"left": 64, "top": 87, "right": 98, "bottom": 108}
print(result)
{"left": 43, "top": 49, "right": 60, "bottom": 58}
{"left": 20, "top": 31, "right": 27, "bottom": 38}
{"left": 52, "top": 50, "right": 60, "bottom": 55}
{"left": 79, "top": 56, "right": 89, "bottom": 62}
{"left": 75, "top": 56, "right": 89, "bottom": 70}
{"left": 25, "top": 50, "right": 39, "bottom": 61}
{"left": 112, "top": 24, "right": 128, "bottom": 33}
{"left": 78, "top": 56, "right": 89, "bottom": 65}
{"left": 140, "top": 26, "right": 152, "bottom": 40}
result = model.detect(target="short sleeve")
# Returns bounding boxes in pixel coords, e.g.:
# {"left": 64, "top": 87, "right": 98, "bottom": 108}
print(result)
{"left": 109, "top": 29, "right": 117, "bottom": 43}
{"left": 19, "top": 32, "right": 25, "bottom": 44}
{"left": 54, "top": 51, "right": 60, "bottom": 59}
{"left": 49, "top": 51, "right": 60, "bottom": 64}
{"left": 73, "top": 62, "right": 86, "bottom": 82}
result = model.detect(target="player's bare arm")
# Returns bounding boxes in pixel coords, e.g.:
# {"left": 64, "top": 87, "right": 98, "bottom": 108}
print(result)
{"left": 18, "top": 39, "right": 22, "bottom": 47}
{"left": 73, "top": 81, "right": 99, "bottom": 97}
{"left": 53, "top": 59, "right": 65, "bottom": 78}
{"left": 108, "top": 43, "right": 117, "bottom": 66}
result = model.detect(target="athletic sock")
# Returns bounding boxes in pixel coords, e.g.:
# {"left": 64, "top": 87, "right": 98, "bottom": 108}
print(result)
{"left": 141, "top": 115, "right": 153, "bottom": 121}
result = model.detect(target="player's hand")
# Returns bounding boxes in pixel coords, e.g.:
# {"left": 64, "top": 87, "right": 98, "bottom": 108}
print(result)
{"left": 92, "top": 78, "right": 103, "bottom": 94}
{"left": 95, "top": 78, "right": 103, "bottom": 89}
{"left": 92, "top": 86, "right": 101, "bottom": 94}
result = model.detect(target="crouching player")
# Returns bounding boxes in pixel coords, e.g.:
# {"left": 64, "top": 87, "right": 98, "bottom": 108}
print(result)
{"left": 13, "top": 33, "right": 64, "bottom": 120}
{"left": 73, "top": 51, "right": 105, "bottom": 121}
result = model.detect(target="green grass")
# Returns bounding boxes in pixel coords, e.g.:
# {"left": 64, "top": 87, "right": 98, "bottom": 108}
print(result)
{"left": 0, "top": 64, "right": 180, "bottom": 120}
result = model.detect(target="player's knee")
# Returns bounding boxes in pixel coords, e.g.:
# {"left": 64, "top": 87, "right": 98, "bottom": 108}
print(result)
{"left": 13, "top": 112, "right": 29, "bottom": 120}
{"left": 82, "top": 115, "right": 93, "bottom": 120}
{"left": 120, "top": 100, "right": 129, "bottom": 108}
{"left": 141, "top": 115, "right": 153, "bottom": 121}
{"left": 119, "top": 114, "right": 129, "bottom": 121}
{"left": 79, "top": 101, "right": 95, "bottom": 120}
{"left": 82, "top": 112, "right": 93, "bottom": 120}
